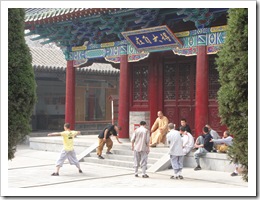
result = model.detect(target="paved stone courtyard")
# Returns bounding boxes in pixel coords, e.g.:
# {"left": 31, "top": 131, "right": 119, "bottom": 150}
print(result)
{"left": 4, "top": 143, "right": 250, "bottom": 197}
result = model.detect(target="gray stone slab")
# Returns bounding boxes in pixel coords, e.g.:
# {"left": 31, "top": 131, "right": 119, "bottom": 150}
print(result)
{"left": 77, "top": 142, "right": 98, "bottom": 162}
{"left": 147, "top": 154, "right": 170, "bottom": 173}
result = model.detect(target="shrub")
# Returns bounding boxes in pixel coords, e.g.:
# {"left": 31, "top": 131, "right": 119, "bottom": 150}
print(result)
{"left": 216, "top": 8, "right": 248, "bottom": 181}
{"left": 8, "top": 8, "right": 37, "bottom": 160}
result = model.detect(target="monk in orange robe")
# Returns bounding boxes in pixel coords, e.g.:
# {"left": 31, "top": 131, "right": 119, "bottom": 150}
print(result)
{"left": 150, "top": 111, "right": 169, "bottom": 147}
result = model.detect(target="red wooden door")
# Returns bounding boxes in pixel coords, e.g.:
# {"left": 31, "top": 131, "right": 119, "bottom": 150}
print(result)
{"left": 163, "top": 61, "right": 196, "bottom": 133}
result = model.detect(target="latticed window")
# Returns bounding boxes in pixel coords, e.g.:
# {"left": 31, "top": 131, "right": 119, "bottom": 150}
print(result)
{"left": 164, "top": 63, "right": 195, "bottom": 100}
{"left": 133, "top": 65, "right": 148, "bottom": 101}
{"left": 209, "top": 60, "right": 220, "bottom": 99}
{"left": 164, "top": 64, "right": 176, "bottom": 100}
{"left": 178, "top": 63, "right": 192, "bottom": 100}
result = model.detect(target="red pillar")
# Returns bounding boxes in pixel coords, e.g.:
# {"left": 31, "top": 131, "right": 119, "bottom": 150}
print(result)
{"left": 157, "top": 56, "right": 164, "bottom": 112}
{"left": 149, "top": 54, "right": 159, "bottom": 130}
{"left": 195, "top": 46, "right": 209, "bottom": 138}
{"left": 118, "top": 55, "right": 130, "bottom": 138}
{"left": 65, "top": 60, "right": 75, "bottom": 130}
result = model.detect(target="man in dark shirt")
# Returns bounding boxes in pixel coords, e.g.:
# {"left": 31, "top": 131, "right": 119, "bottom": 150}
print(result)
{"left": 97, "top": 125, "right": 122, "bottom": 159}
{"left": 193, "top": 126, "right": 213, "bottom": 171}
{"left": 179, "top": 118, "right": 192, "bottom": 136}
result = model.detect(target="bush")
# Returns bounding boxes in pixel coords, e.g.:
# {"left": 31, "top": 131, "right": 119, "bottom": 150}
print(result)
{"left": 8, "top": 8, "right": 37, "bottom": 160}
{"left": 216, "top": 8, "right": 248, "bottom": 181}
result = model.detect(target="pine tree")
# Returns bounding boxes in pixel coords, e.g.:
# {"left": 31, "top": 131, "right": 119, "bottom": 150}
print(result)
{"left": 8, "top": 8, "right": 37, "bottom": 160}
{"left": 216, "top": 8, "right": 248, "bottom": 181}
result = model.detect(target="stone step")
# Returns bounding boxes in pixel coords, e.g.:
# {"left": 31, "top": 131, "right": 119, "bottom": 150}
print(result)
{"left": 83, "top": 156, "right": 152, "bottom": 169}
{"left": 89, "top": 152, "right": 158, "bottom": 164}
{"left": 109, "top": 149, "right": 166, "bottom": 159}
{"left": 84, "top": 145, "right": 162, "bottom": 169}
{"left": 183, "top": 151, "right": 234, "bottom": 172}
{"left": 29, "top": 139, "right": 94, "bottom": 154}
{"left": 29, "top": 136, "right": 98, "bottom": 154}
{"left": 149, "top": 146, "right": 169, "bottom": 153}
{"left": 29, "top": 136, "right": 166, "bottom": 163}
{"left": 29, "top": 136, "right": 170, "bottom": 152}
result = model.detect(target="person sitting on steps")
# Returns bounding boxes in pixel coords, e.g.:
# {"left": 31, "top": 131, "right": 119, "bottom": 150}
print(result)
{"left": 210, "top": 130, "right": 233, "bottom": 153}
{"left": 149, "top": 111, "right": 169, "bottom": 147}
{"left": 193, "top": 126, "right": 213, "bottom": 171}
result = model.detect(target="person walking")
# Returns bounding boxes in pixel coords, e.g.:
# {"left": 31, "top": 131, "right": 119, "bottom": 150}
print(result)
{"left": 97, "top": 124, "right": 122, "bottom": 159}
{"left": 48, "top": 123, "right": 83, "bottom": 176}
{"left": 167, "top": 123, "right": 185, "bottom": 179}
{"left": 131, "top": 121, "right": 150, "bottom": 178}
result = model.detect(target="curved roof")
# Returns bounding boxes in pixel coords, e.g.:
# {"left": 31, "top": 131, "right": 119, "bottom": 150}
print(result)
{"left": 25, "top": 36, "right": 119, "bottom": 74}
{"left": 30, "top": 47, "right": 66, "bottom": 68}
{"left": 24, "top": 8, "right": 228, "bottom": 47}
{"left": 24, "top": 8, "right": 124, "bottom": 23}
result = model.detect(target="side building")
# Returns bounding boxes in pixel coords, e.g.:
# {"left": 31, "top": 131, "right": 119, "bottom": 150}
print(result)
{"left": 28, "top": 44, "right": 119, "bottom": 133}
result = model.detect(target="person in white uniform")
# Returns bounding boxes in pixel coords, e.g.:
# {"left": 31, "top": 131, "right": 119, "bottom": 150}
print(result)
{"left": 131, "top": 121, "right": 150, "bottom": 178}
{"left": 180, "top": 126, "right": 194, "bottom": 155}
{"left": 166, "top": 123, "right": 185, "bottom": 179}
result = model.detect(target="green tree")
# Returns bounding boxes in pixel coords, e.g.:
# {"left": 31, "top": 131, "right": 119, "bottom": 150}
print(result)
{"left": 8, "top": 8, "right": 37, "bottom": 160}
{"left": 216, "top": 8, "right": 248, "bottom": 181}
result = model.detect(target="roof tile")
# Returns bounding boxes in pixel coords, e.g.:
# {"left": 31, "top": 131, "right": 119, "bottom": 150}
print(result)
{"left": 26, "top": 36, "right": 119, "bottom": 74}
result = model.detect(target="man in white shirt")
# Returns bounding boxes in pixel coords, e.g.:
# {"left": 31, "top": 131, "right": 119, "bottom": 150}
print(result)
{"left": 210, "top": 130, "right": 238, "bottom": 176}
{"left": 166, "top": 123, "right": 185, "bottom": 179}
{"left": 210, "top": 130, "right": 233, "bottom": 153}
{"left": 180, "top": 126, "right": 194, "bottom": 155}
{"left": 131, "top": 121, "right": 150, "bottom": 178}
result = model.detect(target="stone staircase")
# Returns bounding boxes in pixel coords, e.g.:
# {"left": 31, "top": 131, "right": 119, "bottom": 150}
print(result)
{"left": 83, "top": 143, "right": 168, "bottom": 169}
{"left": 29, "top": 135, "right": 235, "bottom": 172}
{"left": 29, "top": 135, "right": 168, "bottom": 170}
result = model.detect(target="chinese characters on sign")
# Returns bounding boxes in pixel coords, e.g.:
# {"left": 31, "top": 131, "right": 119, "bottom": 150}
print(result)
{"left": 122, "top": 25, "right": 182, "bottom": 51}
{"left": 134, "top": 32, "right": 172, "bottom": 46}
{"left": 129, "top": 31, "right": 174, "bottom": 48}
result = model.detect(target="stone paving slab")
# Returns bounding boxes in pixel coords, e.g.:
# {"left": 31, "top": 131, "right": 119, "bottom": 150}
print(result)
{"left": 8, "top": 159, "right": 247, "bottom": 189}
{"left": 8, "top": 162, "right": 133, "bottom": 188}
{"left": 4, "top": 144, "right": 251, "bottom": 197}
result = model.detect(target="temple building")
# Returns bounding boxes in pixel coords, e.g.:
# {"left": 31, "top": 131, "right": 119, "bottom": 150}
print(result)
{"left": 26, "top": 36, "right": 119, "bottom": 131}
{"left": 24, "top": 8, "right": 229, "bottom": 138}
